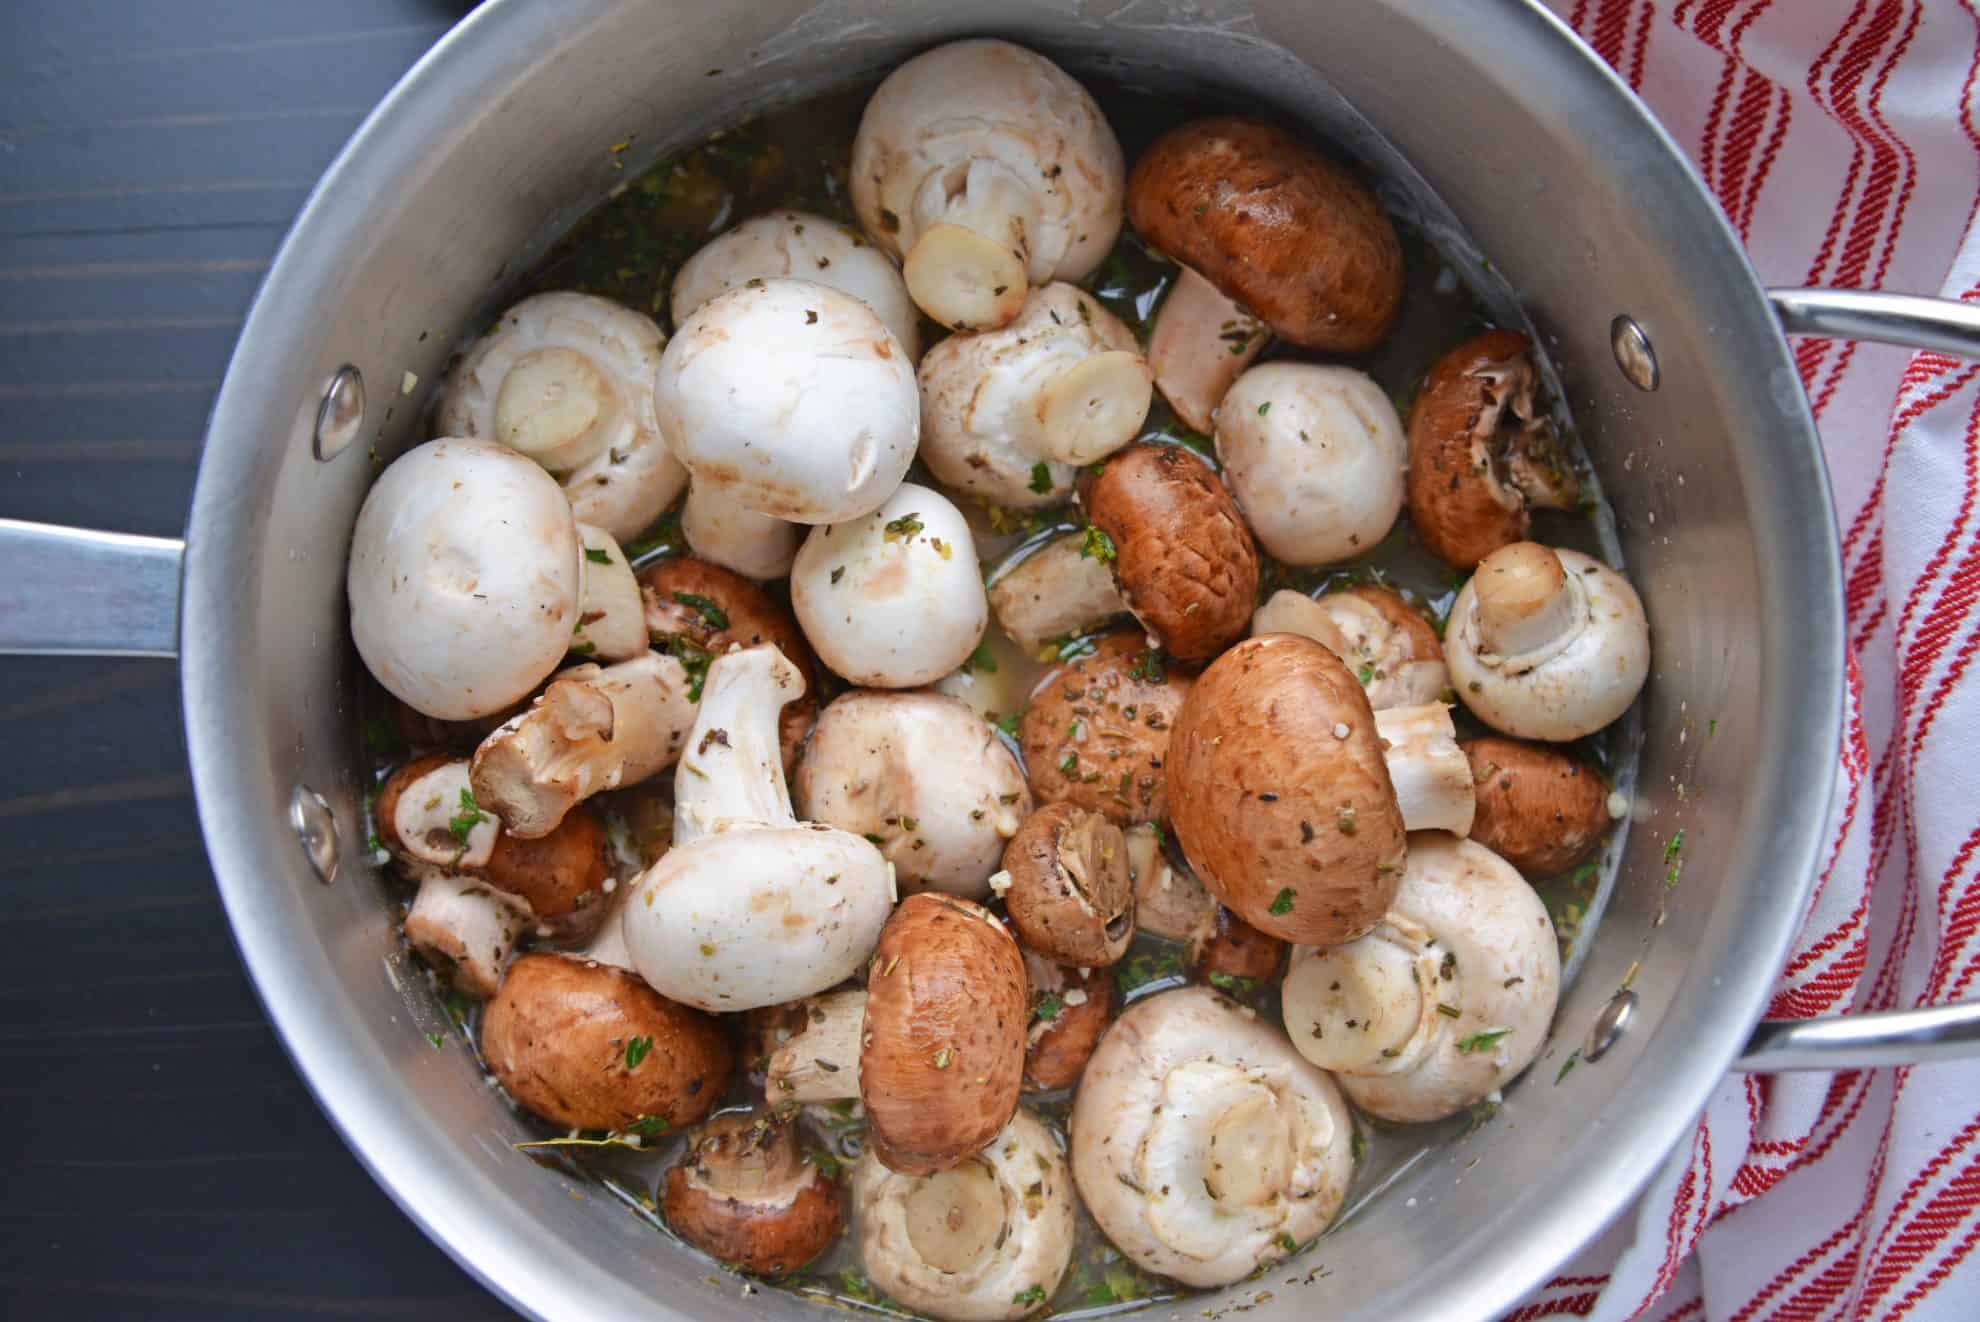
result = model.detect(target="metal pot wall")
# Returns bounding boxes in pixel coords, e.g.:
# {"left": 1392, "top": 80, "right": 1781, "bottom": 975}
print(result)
{"left": 5, "top": 2, "right": 1980, "bottom": 1318}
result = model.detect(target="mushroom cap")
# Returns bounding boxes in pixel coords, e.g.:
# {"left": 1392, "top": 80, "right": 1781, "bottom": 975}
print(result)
{"left": 1085, "top": 442, "right": 1259, "bottom": 664}
{"left": 860, "top": 893, "right": 1028, "bottom": 1174}
{"left": 1445, "top": 544, "right": 1650, "bottom": 741}
{"left": 654, "top": 278, "right": 918, "bottom": 523}
{"left": 672, "top": 209, "right": 921, "bottom": 362}
{"left": 850, "top": 39, "right": 1123, "bottom": 288}
{"left": 479, "top": 952, "right": 733, "bottom": 1131}
{"left": 790, "top": 483, "right": 989, "bottom": 687}
{"left": 793, "top": 689, "right": 1031, "bottom": 899}
{"left": 1215, "top": 364, "right": 1405, "bottom": 565}
{"left": 1315, "top": 584, "right": 1448, "bottom": 711}
{"left": 1167, "top": 634, "right": 1407, "bottom": 945}
{"left": 435, "top": 291, "right": 686, "bottom": 544}
{"left": 1188, "top": 906, "right": 1286, "bottom": 996}
{"left": 661, "top": 1108, "right": 844, "bottom": 1276}
{"left": 376, "top": 754, "right": 500, "bottom": 873}
{"left": 1018, "top": 630, "right": 1191, "bottom": 827}
{"left": 851, "top": 1107, "right": 1076, "bottom": 1322}
{"left": 1002, "top": 803, "right": 1134, "bottom": 966}
{"left": 1126, "top": 117, "right": 1402, "bottom": 353}
{"left": 1462, "top": 735, "right": 1612, "bottom": 876}
{"left": 348, "top": 438, "right": 581, "bottom": 721}
{"left": 1125, "top": 822, "right": 1216, "bottom": 941}
{"left": 1023, "top": 954, "right": 1116, "bottom": 1091}
{"left": 1069, "top": 986, "right": 1356, "bottom": 1287}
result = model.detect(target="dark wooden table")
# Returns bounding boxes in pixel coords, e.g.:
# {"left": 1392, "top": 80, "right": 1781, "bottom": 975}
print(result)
{"left": 0, "top": 3, "right": 515, "bottom": 1316}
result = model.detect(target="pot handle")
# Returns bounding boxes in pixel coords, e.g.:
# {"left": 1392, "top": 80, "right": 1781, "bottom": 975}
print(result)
{"left": 1769, "top": 287, "right": 1980, "bottom": 357}
{"left": 0, "top": 519, "right": 183, "bottom": 658}
{"left": 1736, "top": 1002, "right": 1980, "bottom": 1072}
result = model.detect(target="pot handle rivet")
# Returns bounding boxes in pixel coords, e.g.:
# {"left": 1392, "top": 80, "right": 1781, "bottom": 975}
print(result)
{"left": 314, "top": 364, "right": 366, "bottom": 461}
{"left": 1610, "top": 316, "right": 1659, "bottom": 392}
{"left": 1584, "top": 987, "right": 1637, "bottom": 1062}
{"left": 291, "top": 785, "right": 339, "bottom": 885}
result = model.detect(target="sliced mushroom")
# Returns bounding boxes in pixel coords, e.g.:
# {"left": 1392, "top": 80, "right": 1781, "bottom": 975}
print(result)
{"left": 1188, "top": 906, "right": 1286, "bottom": 998}
{"left": 794, "top": 689, "right": 1031, "bottom": 899}
{"left": 1022, "top": 953, "right": 1115, "bottom": 1092}
{"left": 1445, "top": 542, "right": 1651, "bottom": 741}
{"left": 403, "top": 873, "right": 527, "bottom": 1000}
{"left": 1372, "top": 702, "right": 1476, "bottom": 836}
{"left": 435, "top": 292, "right": 687, "bottom": 544}
{"left": 470, "top": 651, "right": 700, "bottom": 839}
{"left": 1018, "top": 630, "right": 1191, "bottom": 827}
{"left": 919, "top": 284, "right": 1150, "bottom": 507}
{"left": 1406, "top": 330, "right": 1580, "bottom": 570}
{"left": 1124, "top": 823, "right": 1215, "bottom": 941}
{"left": 765, "top": 989, "right": 866, "bottom": 1104}
{"left": 1167, "top": 634, "right": 1406, "bottom": 945}
{"left": 1216, "top": 364, "right": 1406, "bottom": 566}
{"left": 662, "top": 1107, "right": 844, "bottom": 1276}
{"left": 1462, "top": 736, "right": 1612, "bottom": 876}
{"left": 860, "top": 893, "right": 1027, "bottom": 1175}
{"left": 1084, "top": 442, "right": 1259, "bottom": 664}
{"left": 348, "top": 438, "right": 581, "bottom": 720}
{"left": 789, "top": 483, "right": 988, "bottom": 687}
{"left": 1281, "top": 833, "right": 1560, "bottom": 1123}
{"left": 986, "top": 532, "right": 1128, "bottom": 654}
{"left": 480, "top": 952, "right": 733, "bottom": 1131}
{"left": 1126, "top": 117, "right": 1403, "bottom": 432}
{"left": 571, "top": 524, "right": 647, "bottom": 661}
{"left": 851, "top": 39, "right": 1123, "bottom": 331}
{"left": 1070, "top": 986, "right": 1356, "bottom": 1287}
{"left": 622, "top": 646, "right": 894, "bottom": 1011}
{"left": 1001, "top": 804, "right": 1133, "bottom": 967}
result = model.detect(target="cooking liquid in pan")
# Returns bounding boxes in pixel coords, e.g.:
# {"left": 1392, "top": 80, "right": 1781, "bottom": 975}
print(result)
{"left": 361, "top": 73, "right": 1639, "bottom": 1318}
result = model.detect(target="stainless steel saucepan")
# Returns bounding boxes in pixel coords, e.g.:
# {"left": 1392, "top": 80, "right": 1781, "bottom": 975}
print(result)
{"left": 6, "top": 2, "right": 1980, "bottom": 1318}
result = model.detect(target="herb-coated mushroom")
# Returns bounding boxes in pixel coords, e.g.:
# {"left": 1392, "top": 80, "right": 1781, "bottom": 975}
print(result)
{"left": 1124, "top": 822, "right": 1215, "bottom": 941}
{"left": 1462, "top": 735, "right": 1614, "bottom": 876}
{"left": 1000, "top": 803, "right": 1133, "bottom": 967}
{"left": 1084, "top": 442, "right": 1260, "bottom": 664}
{"left": 1444, "top": 542, "right": 1651, "bottom": 741}
{"left": 1188, "top": 906, "right": 1286, "bottom": 999}
{"left": 851, "top": 39, "right": 1123, "bottom": 331}
{"left": 480, "top": 952, "right": 733, "bottom": 1131}
{"left": 348, "top": 438, "right": 581, "bottom": 721}
{"left": 1069, "top": 986, "right": 1356, "bottom": 1287}
{"left": 1215, "top": 364, "right": 1406, "bottom": 566}
{"left": 764, "top": 989, "right": 866, "bottom": 1104}
{"left": 794, "top": 689, "right": 1031, "bottom": 899}
{"left": 571, "top": 524, "right": 648, "bottom": 661}
{"left": 1018, "top": 630, "right": 1191, "bottom": 827}
{"left": 860, "top": 893, "right": 1028, "bottom": 1175}
{"left": 1167, "top": 634, "right": 1406, "bottom": 945}
{"left": 1281, "top": 833, "right": 1560, "bottom": 1122}
{"left": 919, "top": 284, "right": 1151, "bottom": 508}
{"left": 1022, "top": 952, "right": 1114, "bottom": 1092}
{"left": 1254, "top": 584, "right": 1449, "bottom": 712}
{"left": 1405, "top": 330, "right": 1580, "bottom": 570}
{"left": 661, "top": 1107, "right": 845, "bottom": 1277}
{"left": 852, "top": 1108, "right": 1075, "bottom": 1322}
{"left": 654, "top": 278, "right": 918, "bottom": 579}
{"left": 672, "top": 208, "right": 921, "bottom": 362}
{"left": 435, "top": 292, "right": 687, "bottom": 544}
{"left": 622, "top": 646, "right": 895, "bottom": 1011}
{"left": 789, "top": 483, "right": 989, "bottom": 687}
{"left": 985, "top": 532, "right": 1128, "bottom": 655}
{"left": 1126, "top": 117, "right": 1403, "bottom": 432}
{"left": 1371, "top": 702, "right": 1476, "bottom": 836}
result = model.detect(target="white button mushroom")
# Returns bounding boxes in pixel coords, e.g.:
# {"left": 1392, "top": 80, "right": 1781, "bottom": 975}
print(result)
{"left": 403, "top": 874, "right": 526, "bottom": 1001}
{"left": 794, "top": 689, "right": 1031, "bottom": 898}
{"left": 672, "top": 209, "right": 921, "bottom": 363}
{"left": 621, "top": 645, "right": 894, "bottom": 1011}
{"left": 790, "top": 484, "right": 989, "bottom": 687}
{"left": 1215, "top": 364, "right": 1406, "bottom": 566}
{"left": 851, "top": 1108, "right": 1076, "bottom": 1322}
{"left": 1253, "top": 584, "right": 1450, "bottom": 712}
{"left": 1070, "top": 985, "right": 1356, "bottom": 1287}
{"left": 654, "top": 277, "right": 919, "bottom": 580}
{"left": 572, "top": 523, "right": 647, "bottom": 661}
{"left": 434, "top": 291, "right": 686, "bottom": 544}
{"left": 1444, "top": 541, "right": 1651, "bottom": 741}
{"left": 348, "top": 438, "right": 581, "bottom": 721}
{"left": 986, "top": 531, "right": 1128, "bottom": 655}
{"left": 1281, "top": 833, "right": 1560, "bottom": 1123}
{"left": 851, "top": 39, "right": 1124, "bottom": 331}
{"left": 918, "top": 284, "right": 1151, "bottom": 508}
{"left": 1371, "top": 702, "right": 1476, "bottom": 837}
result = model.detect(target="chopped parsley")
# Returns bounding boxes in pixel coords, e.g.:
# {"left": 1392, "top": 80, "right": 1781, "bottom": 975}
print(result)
{"left": 1115, "top": 945, "right": 1186, "bottom": 996}
{"left": 805, "top": 1147, "right": 843, "bottom": 1181}
{"left": 964, "top": 642, "right": 998, "bottom": 674}
{"left": 1456, "top": 1027, "right": 1511, "bottom": 1055}
{"left": 1078, "top": 525, "right": 1117, "bottom": 562}
{"left": 863, "top": 832, "right": 886, "bottom": 845}
{"left": 624, "top": 1035, "right": 654, "bottom": 1069}
{"left": 1257, "top": 401, "right": 1272, "bottom": 416}
{"left": 425, "top": 1031, "right": 445, "bottom": 1049}
{"left": 584, "top": 547, "right": 613, "bottom": 564}
{"left": 1012, "top": 1285, "right": 1047, "bottom": 1308}
{"left": 671, "top": 591, "right": 729, "bottom": 631}
{"left": 1269, "top": 887, "right": 1297, "bottom": 916}
{"left": 655, "top": 634, "right": 713, "bottom": 701}
{"left": 628, "top": 1114, "right": 671, "bottom": 1137}
{"left": 1028, "top": 461, "right": 1053, "bottom": 494}
{"left": 1032, "top": 992, "right": 1065, "bottom": 1023}
{"left": 1208, "top": 971, "right": 1258, "bottom": 997}
{"left": 1556, "top": 1049, "right": 1582, "bottom": 1084}
{"left": 1129, "top": 648, "right": 1166, "bottom": 684}
{"left": 991, "top": 712, "right": 1020, "bottom": 739}
{"left": 1356, "top": 662, "right": 1377, "bottom": 686}
{"left": 1277, "top": 1232, "right": 1298, "bottom": 1253}
{"left": 447, "top": 788, "right": 487, "bottom": 847}
{"left": 882, "top": 512, "right": 924, "bottom": 542}
{"left": 1059, "top": 751, "right": 1079, "bottom": 774}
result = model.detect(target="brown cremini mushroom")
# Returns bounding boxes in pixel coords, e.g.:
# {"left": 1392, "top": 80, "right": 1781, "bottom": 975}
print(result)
{"left": 1167, "top": 634, "right": 1407, "bottom": 945}
{"left": 1126, "top": 117, "right": 1403, "bottom": 432}
{"left": 661, "top": 1108, "right": 844, "bottom": 1276}
{"left": 1000, "top": 803, "right": 1133, "bottom": 967}
{"left": 480, "top": 952, "right": 733, "bottom": 1132}
{"left": 1462, "top": 735, "right": 1613, "bottom": 876}
{"left": 1022, "top": 953, "right": 1115, "bottom": 1092}
{"left": 1188, "top": 905, "right": 1286, "bottom": 997}
{"left": 1018, "top": 630, "right": 1191, "bottom": 827}
{"left": 860, "top": 893, "right": 1027, "bottom": 1175}
{"left": 1083, "top": 443, "right": 1259, "bottom": 664}
{"left": 1405, "top": 330, "right": 1580, "bottom": 570}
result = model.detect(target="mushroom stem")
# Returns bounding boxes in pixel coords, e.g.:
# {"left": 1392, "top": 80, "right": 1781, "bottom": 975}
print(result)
{"left": 1472, "top": 541, "right": 1579, "bottom": 658}
{"left": 1372, "top": 703, "right": 1476, "bottom": 836}
{"left": 492, "top": 345, "right": 619, "bottom": 472}
{"left": 403, "top": 871, "right": 527, "bottom": 999}
{"left": 899, "top": 160, "right": 1038, "bottom": 331}
{"left": 767, "top": 989, "right": 867, "bottom": 1102}
{"left": 1281, "top": 932, "right": 1429, "bottom": 1072}
{"left": 673, "top": 645, "right": 804, "bottom": 843}
{"left": 1252, "top": 588, "right": 1351, "bottom": 656}
{"left": 987, "top": 533, "right": 1127, "bottom": 653}
{"left": 1146, "top": 266, "right": 1267, "bottom": 433}
{"left": 681, "top": 482, "right": 802, "bottom": 582}
{"left": 1035, "top": 349, "right": 1154, "bottom": 465}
